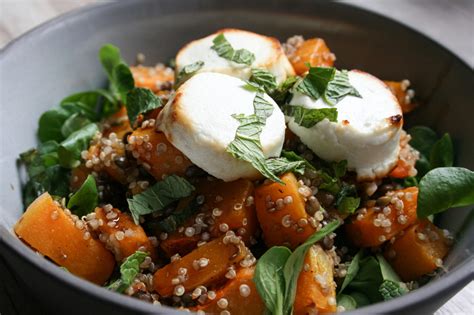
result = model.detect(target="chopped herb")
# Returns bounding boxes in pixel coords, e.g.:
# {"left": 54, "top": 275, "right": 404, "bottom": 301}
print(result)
{"left": 175, "top": 61, "right": 205, "bottom": 87}
{"left": 270, "top": 76, "right": 298, "bottom": 105}
{"left": 335, "top": 184, "right": 360, "bottom": 214}
{"left": 127, "top": 175, "right": 195, "bottom": 224}
{"left": 284, "top": 105, "right": 338, "bottom": 128}
{"left": 265, "top": 157, "right": 306, "bottom": 176}
{"left": 156, "top": 196, "right": 202, "bottom": 233}
{"left": 249, "top": 68, "right": 277, "bottom": 93}
{"left": 211, "top": 33, "right": 255, "bottom": 65}
{"left": 324, "top": 69, "right": 361, "bottom": 106}
{"left": 281, "top": 150, "right": 316, "bottom": 172}
{"left": 108, "top": 251, "right": 148, "bottom": 293}
{"left": 125, "top": 87, "right": 162, "bottom": 127}
{"left": 67, "top": 175, "right": 98, "bottom": 217}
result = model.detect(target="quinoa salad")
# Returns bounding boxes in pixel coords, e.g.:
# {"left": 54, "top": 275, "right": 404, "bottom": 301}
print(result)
{"left": 14, "top": 29, "right": 474, "bottom": 314}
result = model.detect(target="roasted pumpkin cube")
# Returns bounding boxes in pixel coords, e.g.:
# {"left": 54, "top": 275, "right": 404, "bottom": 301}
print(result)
{"left": 288, "top": 38, "right": 336, "bottom": 75}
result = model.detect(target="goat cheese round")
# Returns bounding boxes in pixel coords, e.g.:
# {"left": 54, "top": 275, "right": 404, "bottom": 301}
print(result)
{"left": 287, "top": 70, "right": 403, "bottom": 180}
{"left": 175, "top": 28, "right": 295, "bottom": 84}
{"left": 157, "top": 72, "right": 286, "bottom": 181}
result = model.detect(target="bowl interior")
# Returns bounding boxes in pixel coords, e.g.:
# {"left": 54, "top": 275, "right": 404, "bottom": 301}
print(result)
{"left": 0, "top": 0, "right": 473, "bottom": 314}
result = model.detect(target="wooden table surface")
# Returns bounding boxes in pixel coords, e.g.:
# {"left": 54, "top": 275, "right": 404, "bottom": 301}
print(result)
{"left": 0, "top": 0, "right": 472, "bottom": 314}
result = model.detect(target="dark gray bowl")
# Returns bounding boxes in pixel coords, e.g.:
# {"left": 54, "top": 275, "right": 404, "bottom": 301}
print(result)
{"left": 0, "top": 1, "right": 473, "bottom": 314}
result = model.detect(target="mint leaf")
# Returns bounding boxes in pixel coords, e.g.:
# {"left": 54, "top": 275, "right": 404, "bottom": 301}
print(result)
{"left": 271, "top": 76, "right": 298, "bottom": 105}
{"left": 379, "top": 280, "right": 408, "bottom": 300}
{"left": 108, "top": 251, "right": 148, "bottom": 292}
{"left": 324, "top": 70, "right": 361, "bottom": 105}
{"left": 265, "top": 157, "right": 306, "bottom": 176}
{"left": 335, "top": 184, "right": 360, "bottom": 214}
{"left": 156, "top": 196, "right": 202, "bottom": 233}
{"left": 127, "top": 175, "right": 195, "bottom": 224}
{"left": 417, "top": 167, "right": 474, "bottom": 218}
{"left": 175, "top": 61, "right": 205, "bottom": 87}
{"left": 211, "top": 33, "right": 255, "bottom": 65}
{"left": 249, "top": 68, "right": 277, "bottom": 93}
{"left": 125, "top": 87, "right": 162, "bottom": 127}
{"left": 284, "top": 104, "right": 338, "bottom": 128}
{"left": 295, "top": 66, "right": 335, "bottom": 100}
{"left": 283, "top": 220, "right": 341, "bottom": 314}
{"left": 281, "top": 150, "right": 316, "bottom": 172}
{"left": 254, "top": 246, "right": 291, "bottom": 315}
{"left": 67, "top": 175, "right": 98, "bottom": 217}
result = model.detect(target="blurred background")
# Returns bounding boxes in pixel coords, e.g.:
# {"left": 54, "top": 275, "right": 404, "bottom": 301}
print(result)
{"left": 0, "top": 0, "right": 472, "bottom": 314}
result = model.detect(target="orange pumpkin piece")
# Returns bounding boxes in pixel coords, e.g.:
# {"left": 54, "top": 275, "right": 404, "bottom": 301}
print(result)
{"left": 384, "top": 80, "right": 417, "bottom": 114}
{"left": 255, "top": 172, "right": 316, "bottom": 249}
{"left": 193, "top": 266, "right": 265, "bottom": 315}
{"left": 294, "top": 245, "right": 337, "bottom": 314}
{"left": 94, "top": 206, "right": 156, "bottom": 262}
{"left": 153, "top": 234, "right": 251, "bottom": 297}
{"left": 131, "top": 64, "right": 174, "bottom": 93}
{"left": 84, "top": 142, "right": 128, "bottom": 184}
{"left": 389, "top": 158, "right": 412, "bottom": 179}
{"left": 384, "top": 220, "right": 450, "bottom": 281}
{"left": 345, "top": 187, "right": 418, "bottom": 247}
{"left": 128, "top": 126, "right": 192, "bottom": 180}
{"left": 14, "top": 193, "right": 115, "bottom": 284}
{"left": 289, "top": 38, "right": 336, "bottom": 75}
{"left": 103, "top": 106, "right": 132, "bottom": 140}
{"left": 160, "top": 178, "right": 258, "bottom": 257}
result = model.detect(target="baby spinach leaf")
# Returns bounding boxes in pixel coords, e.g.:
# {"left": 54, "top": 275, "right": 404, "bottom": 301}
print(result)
{"left": 125, "top": 87, "right": 162, "bottom": 127}
{"left": 337, "top": 294, "right": 357, "bottom": 311}
{"left": 58, "top": 123, "right": 98, "bottom": 168}
{"left": 175, "top": 61, "right": 204, "bottom": 87}
{"left": 127, "top": 175, "right": 195, "bottom": 224}
{"left": 67, "top": 175, "right": 98, "bottom": 217}
{"left": 284, "top": 105, "right": 338, "bottom": 128}
{"left": 108, "top": 251, "right": 148, "bottom": 293}
{"left": 338, "top": 249, "right": 364, "bottom": 294}
{"left": 254, "top": 246, "right": 291, "bottom": 315}
{"left": 61, "top": 113, "right": 91, "bottom": 138}
{"left": 250, "top": 68, "right": 277, "bottom": 93}
{"left": 350, "top": 291, "right": 371, "bottom": 307}
{"left": 408, "top": 126, "right": 438, "bottom": 157}
{"left": 99, "top": 44, "right": 123, "bottom": 78}
{"left": 417, "top": 167, "right": 474, "bottom": 218}
{"left": 323, "top": 70, "right": 361, "bottom": 106}
{"left": 38, "top": 108, "right": 71, "bottom": 143}
{"left": 211, "top": 33, "right": 255, "bottom": 65}
{"left": 430, "top": 133, "right": 454, "bottom": 168}
{"left": 283, "top": 220, "right": 341, "bottom": 314}
{"left": 113, "top": 63, "right": 135, "bottom": 102}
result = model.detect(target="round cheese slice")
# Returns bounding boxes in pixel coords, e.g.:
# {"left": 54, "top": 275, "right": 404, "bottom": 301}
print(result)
{"left": 287, "top": 70, "right": 403, "bottom": 180}
{"left": 176, "top": 28, "right": 295, "bottom": 84}
{"left": 157, "top": 72, "right": 286, "bottom": 181}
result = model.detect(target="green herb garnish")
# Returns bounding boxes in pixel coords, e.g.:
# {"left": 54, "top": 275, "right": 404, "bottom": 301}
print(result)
{"left": 108, "top": 251, "right": 148, "bottom": 293}
{"left": 67, "top": 175, "right": 98, "bottom": 217}
{"left": 284, "top": 105, "right": 338, "bottom": 128}
{"left": 175, "top": 61, "right": 205, "bottom": 87}
{"left": 125, "top": 87, "right": 162, "bottom": 127}
{"left": 249, "top": 68, "right": 277, "bottom": 93}
{"left": 211, "top": 33, "right": 255, "bottom": 65}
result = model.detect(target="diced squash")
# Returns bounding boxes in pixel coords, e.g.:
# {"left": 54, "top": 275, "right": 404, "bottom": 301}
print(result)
{"left": 255, "top": 173, "right": 316, "bottom": 249}
{"left": 153, "top": 234, "right": 250, "bottom": 296}
{"left": 384, "top": 220, "right": 450, "bottom": 281}
{"left": 131, "top": 65, "right": 174, "bottom": 93}
{"left": 289, "top": 38, "right": 335, "bottom": 75}
{"left": 14, "top": 193, "right": 115, "bottom": 284}
{"left": 384, "top": 80, "right": 417, "bottom": 113}
{"left": 159, "top": 178, "right": 258, "bottom": 257}
{"left": 389, "top": 158, "right": 412, "bottom": 179}
{"left": 345, "top": 187, "right": 418, "bottom": 247}
{"left": 193, "top": 266, "right": 265, "bottom": 315}
{"left": 128, "top": 126, "right": 192, "bottom": 180}
{"left": 95, "top": 207, "right": 156, "bottom": 261}
{"left": 84, "top": 142, "right": 128, "bottom": 184}
{"left": 294, "top": 245, "right": 336, "bottom": 314}
{"left": 70, "top": 164, "right": 91, "bottom": 191}
{"left": 103, "top": 106, "right": 133, "bottom": 140}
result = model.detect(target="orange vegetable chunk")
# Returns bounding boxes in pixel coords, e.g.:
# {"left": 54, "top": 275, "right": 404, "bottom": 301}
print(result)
{"left": 153, "top": 234, "right": 250, "bottom": 296}
{"left": 95, "top": 206, "right": 156, "bottom": 261}
{"left": 193, "top": 266, "right": 265, "bottom": 315}
{"left": 14, "top": 193, "right": 115, "bottom": 284}
{"left": 345, "top": 187, "right": 418, "bottom": 247}
{"left": 128, "top": 126, "right": 192, "bottom": 180}
{"left": 384, "top": 220, "right": 450, "bottom": 281}
{"left": 294, "top": 245, "right": 337, "bottom": 314}
{"left": 384, "top": 80, "right": 417, "bottom": 113}
{"left": 289, "top": 38, "right": 335, "bottom": 75}
{"left": 131, "top": 64, "right": 174, "bottom": 93}
{"left": 255, "top": 172, "right": 315, "bottom": 249}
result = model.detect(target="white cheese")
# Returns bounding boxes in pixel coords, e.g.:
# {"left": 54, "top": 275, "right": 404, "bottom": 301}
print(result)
{"left": 287, "top": 70, "right": 403, "bottom": 180}
{"left": 157, "top": 72, "right": 286, "bottom": 181}
{"left": 176, "top": 28, "right": 294, "bottom": 84}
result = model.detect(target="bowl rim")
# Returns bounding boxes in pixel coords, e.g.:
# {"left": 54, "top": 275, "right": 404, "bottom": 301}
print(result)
{"left": 0, "top": 0, "right": 473, "bottom": 314}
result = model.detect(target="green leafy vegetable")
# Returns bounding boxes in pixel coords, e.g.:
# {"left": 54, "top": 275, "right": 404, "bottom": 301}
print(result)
{"left": 108, "top": 251, "right": 148, "bottom": 293}
{"left": 295, "top": 67, "right": 335, "bottom": 100}
{"left": 323, "top": 70, "right": 361, "bottom": 105}
{"left": 337, "top": 294, "right": 357, "bottom": 311}
{"left": 345, "top": 255, "right": 384, "bottom": 302}
{"left": 408, "top": 126, "right": 438, "bottom": 157}
{"left": 270, "top": 76, "right": 298, "bottom": 105}
{"left": 156, "top": 197, "right": 202, "bottom": 233}
{"left": 249, "top": 68, "right": 277, "bottom": 93}
{"left": 127, "top": 175, "right": 195, "bottom": 224}
{"left": 254, "top": 246, "right": 291, "bottom": 315}
{"left": 429, "top": 133, "right": 454, "bottom": 168}
{"left": 175, "top": 61, "right": 205, "bottom": 87}
{"left": 282, "top": 220, "right": 340, "bottom": 314}
{"left": 67, "top": 175, "right": 98, "bottom": 217}
{"left": 264, "top": 157, "right": 306, "bottom": 176}
{"left": 58, "top": 123, "right": 99, "bottom": 168}
{"left": 61, "top": 113, "right": 91, "bottom": 138}
{"left": 281, "top": 150, "right": 316, "bottom": 172}
{"left": 125, "top": 87, "right": 162, "bottom": 127}
{"left": 211, "top": 33, "right": 255, "bottom": 65}
{"left": 417, "top": 167, "right": 474, "bottom": 218}
{"left": 38, "top": 108, "right": 71, "bottom": 143}
{"left": 338, "top": 250, "right": 363, "bottom": 294}
{"left": 335, "top": 184, "right": 360, "bottom": 214}
{"left": 379, "top": 280, "right": 408, "bottom": 300}
{"left": 113, "top": 63, "right": 135, "bottom": 102}
{"left": 283, "top": 105, "right": 338, "bottom": 128}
